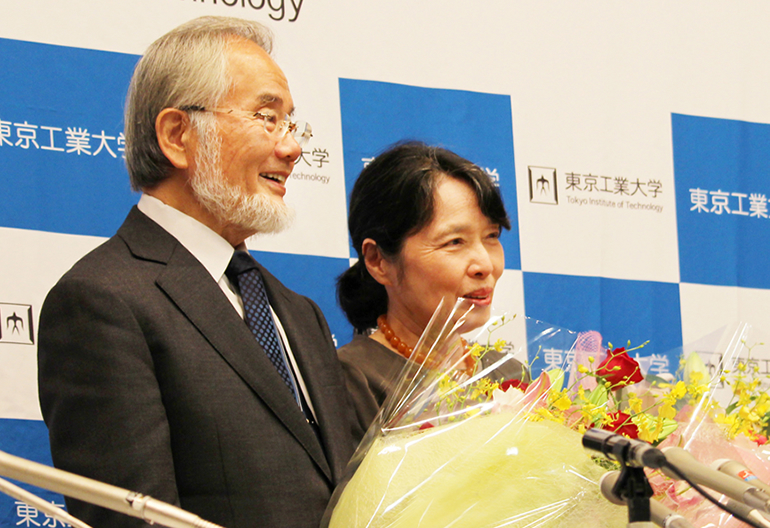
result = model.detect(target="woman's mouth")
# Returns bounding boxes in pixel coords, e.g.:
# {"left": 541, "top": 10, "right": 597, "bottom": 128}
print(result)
{"left": 462, "top": 288, "right": 494, "bottom": 305}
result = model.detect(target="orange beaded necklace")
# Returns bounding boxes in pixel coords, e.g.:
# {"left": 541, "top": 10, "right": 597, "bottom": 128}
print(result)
{"left": 377, "top": 314, "right": 414, "bottom": 356}
{"left": 376, "top": 315, "right": 476, "bottom": 375}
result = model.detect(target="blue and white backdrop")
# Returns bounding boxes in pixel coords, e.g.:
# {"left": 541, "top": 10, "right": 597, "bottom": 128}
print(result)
{"left": 2, "top": 1, "right": 770, "bottom": 524}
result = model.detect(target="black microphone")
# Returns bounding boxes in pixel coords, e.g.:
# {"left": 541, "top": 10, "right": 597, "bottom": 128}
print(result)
{"left": 583, "top": 428, "right": 667, "bottom": 469}
{"left": 600, "top": 471, "right": 695, "bottom": 528}
{"left": 662, "top": 447, "right": 770, "bottom": 513}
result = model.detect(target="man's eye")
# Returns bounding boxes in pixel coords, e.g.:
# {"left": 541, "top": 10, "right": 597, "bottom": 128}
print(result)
{"left": 256, "top": 112, "right": 278, "bottom": 123}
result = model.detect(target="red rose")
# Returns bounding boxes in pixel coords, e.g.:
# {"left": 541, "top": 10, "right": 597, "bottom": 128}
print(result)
{"left": 596, "top": 347, "right": 644, "bottom": 389}
{"left": 499, "top": 379, "right": 529, "bottom": 392}
{"left": 602, "top": 411, "right": 639, "bottom": 439}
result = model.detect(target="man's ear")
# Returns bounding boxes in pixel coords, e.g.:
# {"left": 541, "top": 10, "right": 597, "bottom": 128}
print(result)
{"left": 362, "top": 238, "right": 394, "bottom": 286}
{"left": 155, "top": 108, "right": 196, "bottom": 170}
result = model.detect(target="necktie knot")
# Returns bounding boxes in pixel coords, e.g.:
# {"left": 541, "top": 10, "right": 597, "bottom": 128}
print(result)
{"left": 226, "top": 250, "right": 258, "bottom": 281}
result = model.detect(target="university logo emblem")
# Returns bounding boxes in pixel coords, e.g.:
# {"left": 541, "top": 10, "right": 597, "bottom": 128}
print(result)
{"left": 528, "top": 166, "right": 558, "bottom": 205}
{"left": 0, "top": 303, "right": 35, "bottom": 345}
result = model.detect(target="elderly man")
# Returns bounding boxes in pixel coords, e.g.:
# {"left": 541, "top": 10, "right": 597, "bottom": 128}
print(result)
{"left": 37, "top": 16, "right": 357, "bottom": 528}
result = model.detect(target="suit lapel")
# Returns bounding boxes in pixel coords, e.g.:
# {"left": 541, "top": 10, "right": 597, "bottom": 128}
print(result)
{"left": 117, "top": 208, "right": 332, "bottom": 481}
{"left": 258, "top": 263, "right": 355, "bottom": 482}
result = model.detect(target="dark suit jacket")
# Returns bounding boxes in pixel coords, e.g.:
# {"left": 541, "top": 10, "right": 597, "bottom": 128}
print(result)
{"left": 37, "top": 207, "right": 357, "bottom": 528}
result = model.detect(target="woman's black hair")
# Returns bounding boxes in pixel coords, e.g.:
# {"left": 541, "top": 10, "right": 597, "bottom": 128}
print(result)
{"left": 337, "top": 141, "right": 511, "bottom": 333}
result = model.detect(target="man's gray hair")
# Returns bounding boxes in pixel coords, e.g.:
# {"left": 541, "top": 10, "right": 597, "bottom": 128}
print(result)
{"left": 125, "top": 16, "right": 273, "bottom": 190}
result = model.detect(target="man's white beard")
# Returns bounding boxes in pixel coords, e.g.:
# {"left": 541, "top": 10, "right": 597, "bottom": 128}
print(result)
{"left": 189, "top": 122, "right": 295, "bottom": 235}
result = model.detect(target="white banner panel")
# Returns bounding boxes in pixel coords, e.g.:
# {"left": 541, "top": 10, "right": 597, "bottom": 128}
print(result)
{"left": 0, "top": 228, "right": 104, "bottom": 421}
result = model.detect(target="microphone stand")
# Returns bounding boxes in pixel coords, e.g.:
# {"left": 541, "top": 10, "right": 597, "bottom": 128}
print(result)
{"left": 611, "top": 463, "right": 656, "bottom": 528}
{"left": 583, "top": 428, "right": 662, "bottom": 528}
{"left": 585, "top": 428, "right": 770, "bottom": 527}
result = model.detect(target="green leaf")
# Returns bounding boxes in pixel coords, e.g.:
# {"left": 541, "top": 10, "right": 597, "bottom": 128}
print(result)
{"left": 546, "top": 368, "right": 565, "bottom": 393}
{"left": 631, "top": 413, "right": 678, "bottom": 444}
{"left": 684, "top": 351, "right": 708, "bottom": 385}
{"left": 588, "top": 383, "right": 609, "bottom": 407}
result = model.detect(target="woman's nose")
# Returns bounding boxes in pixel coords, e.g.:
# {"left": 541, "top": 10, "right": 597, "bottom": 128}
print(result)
{"left": 468, "top": 243, "right": 495, "bottom": 278}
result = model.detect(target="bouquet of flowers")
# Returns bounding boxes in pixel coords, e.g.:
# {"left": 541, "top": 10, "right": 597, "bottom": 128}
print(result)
{"left": 644, "top": 323, "right": 770, "bottom": 527}
{"left": 323, "top": 298, "right": 770, "bottom": 527}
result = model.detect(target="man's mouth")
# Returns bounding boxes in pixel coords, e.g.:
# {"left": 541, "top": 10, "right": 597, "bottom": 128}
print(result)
{"left": 260, "top": 173, "right": 287, "bottom": 184}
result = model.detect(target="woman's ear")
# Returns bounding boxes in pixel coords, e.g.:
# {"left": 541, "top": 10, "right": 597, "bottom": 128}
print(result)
{"left": 155, "top": 108, "right": 196, "bottom": 170}
{"left": 362, "top": 238, "right": 394, "bottom": 286}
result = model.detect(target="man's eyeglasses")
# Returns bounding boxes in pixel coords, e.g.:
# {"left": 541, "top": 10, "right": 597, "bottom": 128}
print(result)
{"left": 181, "top": 105, "right": 313, "bottom": 148}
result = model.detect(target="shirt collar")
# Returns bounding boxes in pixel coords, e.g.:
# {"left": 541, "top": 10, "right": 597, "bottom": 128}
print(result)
{"left": 137, "top": 193, "right": 234, "bottom": 282}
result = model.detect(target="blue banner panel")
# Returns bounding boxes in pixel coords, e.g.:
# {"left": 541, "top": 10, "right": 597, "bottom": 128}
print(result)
{"left": 672, "top": 113, "right": 770, "bottom": 288}
{"left": 250, "top": 251, "right": 354, "bottom": 346}
{"left": 0, "top": 418, "right": 66, "bottom": 527}
{"left": 522, "top": 272, "right": 683, "bottom": 375}
{"left": 0, "top": 38, "right": 139, "bottom": 237}
{"left": 338, "top": 78, "right": 521, "bottom": 270}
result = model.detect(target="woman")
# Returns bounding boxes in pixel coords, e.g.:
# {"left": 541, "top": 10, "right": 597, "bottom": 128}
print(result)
{"left": 337, "top": 142, "right": 520, "bottom": 437}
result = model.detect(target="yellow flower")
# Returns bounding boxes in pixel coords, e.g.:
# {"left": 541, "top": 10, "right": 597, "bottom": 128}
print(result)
{"left": 579, "top": 404, "right": 604, "bottom": 424}
{"left": 754, "top": 394, "right": 770, "bottom": 415}
{"left": 738, "top": 405, "right": 760, "bottom": 423}
{"left": 637, "top": 425, "right": 655, "bottom": 443}
{"left": 628, "top": 394, "right": 643, "bottom": 414}
{"left": 686, "top": 382, "right": 708, "bottom": 402}
{"left": 632, "top": 414, "right": 665, "bottom": 443}
{"left": 577, "top": 364, "right": 590, "bottom": 374}
{"left": 478, "top": 378, "right": 498, "bottom": 394}
{"left": 468, "top": 343, "right": 484, "bottom": 359}
{"left": 535, "top": 407, "right": 562, "bottom": 423}
{"left": 599, "top": 412, "right": 617, "bottom": 428}
{"left": 553, "top": 392, "right": 573, "bottom": 411}
{"left": 737, "top": 388, "right": 752, "bottom": 407}
{"left": 670, "top": 381, "right": 687, "bottom": 400}
{"left": 688, "top": 371, "right": 704, "bottom": 385}
{"left": 659, "top": 401, "right": 676, "bottom": 420}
